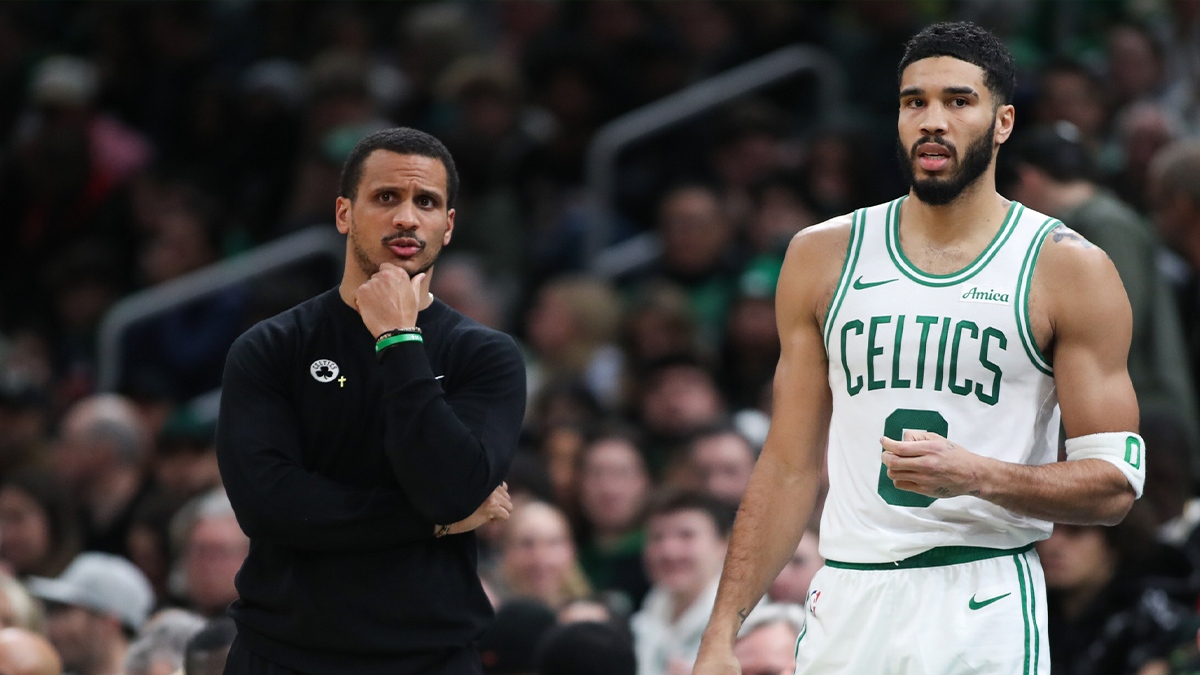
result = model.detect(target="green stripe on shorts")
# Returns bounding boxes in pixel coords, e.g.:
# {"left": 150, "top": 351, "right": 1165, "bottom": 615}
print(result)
{"left": 824, "top": 544, "right": 1034, "bottom": 570}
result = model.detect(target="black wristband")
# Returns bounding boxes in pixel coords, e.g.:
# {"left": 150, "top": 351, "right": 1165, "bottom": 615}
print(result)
{"left": 376, "top": 327, "right": 422, "bottom": 341}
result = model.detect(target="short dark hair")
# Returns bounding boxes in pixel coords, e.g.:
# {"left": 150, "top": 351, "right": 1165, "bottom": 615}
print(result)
{"left": 644, "top": 490, "right": 736, "bottom": 538}
{"left": 898, "top": 21, "right": 1016, "bottom": 105}
{"left": 338, "top": 127, "right": 460, "bottom": 208}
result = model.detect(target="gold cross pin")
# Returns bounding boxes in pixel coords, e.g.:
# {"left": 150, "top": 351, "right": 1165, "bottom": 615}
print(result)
{"left": 337, "top": 376, "right": 346, "bottom": 388}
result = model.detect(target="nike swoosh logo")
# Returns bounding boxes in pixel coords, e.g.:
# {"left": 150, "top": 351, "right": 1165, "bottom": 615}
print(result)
{"left": 852, "top": 276, "right": 898, "bottom": 290}
{"left": 435, "top": 375, "right": 445, "bottom": 380}
{"left": 968, "top": 592, "right": 1011, "bottom": 610}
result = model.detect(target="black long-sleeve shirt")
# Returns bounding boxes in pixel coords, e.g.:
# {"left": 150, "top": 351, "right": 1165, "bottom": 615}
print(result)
{"left": 216, "top": 287, "right": 525, "bottom": 675}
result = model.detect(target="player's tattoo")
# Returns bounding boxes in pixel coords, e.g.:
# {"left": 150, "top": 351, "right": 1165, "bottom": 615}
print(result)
{"left": 968, "top": 489, "right": 981, "bottom": 496}
{"left": 737, "top": 608, "right": 750, "bottom": 625}
{"left": 1050, "top": 224, "right": 1094, "bottom": 249}
{"left": 934, "top": 487, "right": 951, "bottom": 497}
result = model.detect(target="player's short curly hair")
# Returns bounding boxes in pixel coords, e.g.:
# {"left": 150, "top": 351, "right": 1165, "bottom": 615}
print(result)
{"left": 898, "top": 21, "right": 1016, "bottom": 106}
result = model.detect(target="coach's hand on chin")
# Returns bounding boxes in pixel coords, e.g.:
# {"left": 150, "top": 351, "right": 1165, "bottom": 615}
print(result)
{"left": 354, "top": 262, "right": 427, "bottom": 336}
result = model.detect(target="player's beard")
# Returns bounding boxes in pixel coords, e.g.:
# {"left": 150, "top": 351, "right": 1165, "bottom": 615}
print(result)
{"left": 897, "top": 120, "right": 996, "bottom": 206}
{"left": 348, "top": 222, "right": 439, "bottom": 279}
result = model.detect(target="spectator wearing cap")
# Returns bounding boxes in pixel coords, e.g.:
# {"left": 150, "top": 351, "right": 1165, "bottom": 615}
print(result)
{"left": 170, "top": 489, "right": 248, "bottom": 617}
{"left": 733, "top": 603, "right": 806, "bottom": 675}
{"left": 27, "top": 552, "right": 155, "bottom": 675}
{"left": 535, "top": 621, "right": 636, "bottom": 675}
{"left": 52, "top": 395, "right": 156, "bottom": 558}
{"left": 631, "top": 491, "right": 734, "bottom": 675}
{"left": 0, "top": 627, "right": 62, "bottom": 675}
{"left": 1005, "top": 122, "right": 1200, "bottom": 467}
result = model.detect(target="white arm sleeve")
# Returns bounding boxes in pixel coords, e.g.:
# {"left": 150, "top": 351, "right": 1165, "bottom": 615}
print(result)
{"left": 1064, "top": 432, "right": 1145, "bottom": 499}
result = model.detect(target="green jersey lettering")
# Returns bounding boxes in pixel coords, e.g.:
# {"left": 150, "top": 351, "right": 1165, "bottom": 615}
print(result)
{"left": 867, "top": 316, "right": 891, "bottom": 391}
{"left": 891, "top": 315, "right": 911, "bottom": 389}
{"left": 914, "top": 315, "right": 939, "bottom": 390}
{"left": 977, "top": 327, "right": 1006, "bottom": 406}
{"left": 949, "top": 320, "right": 978, "bottom": 396}
{"left": 841, "top": 320, "right": 864, "bottom": 396}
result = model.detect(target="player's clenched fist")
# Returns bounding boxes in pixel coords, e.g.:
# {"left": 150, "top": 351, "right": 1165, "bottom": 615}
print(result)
{"left": 355, "top": 262, "right": 425, "bottom": 336}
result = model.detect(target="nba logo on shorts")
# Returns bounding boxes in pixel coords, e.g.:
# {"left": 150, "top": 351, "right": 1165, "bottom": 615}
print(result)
{"left": 806, "top": 589, "right": 821, "bottom": 615}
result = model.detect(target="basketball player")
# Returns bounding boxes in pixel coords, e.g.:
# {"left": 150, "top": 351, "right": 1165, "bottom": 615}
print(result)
{"left": 693, "top": 22, "right": 1142, "bottom": 675}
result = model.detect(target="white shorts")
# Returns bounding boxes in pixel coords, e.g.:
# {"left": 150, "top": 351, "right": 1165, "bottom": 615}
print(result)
{"left": 795, "top": 545, "right": 1049, "bottom": 675}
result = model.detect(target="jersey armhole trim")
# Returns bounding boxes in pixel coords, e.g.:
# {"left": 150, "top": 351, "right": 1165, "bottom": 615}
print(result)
{"left": 823, "top": 208, "right": 866, "bottom": 349}
{"left": 1014, "top": 217, "right": 1060, "bottom": 376}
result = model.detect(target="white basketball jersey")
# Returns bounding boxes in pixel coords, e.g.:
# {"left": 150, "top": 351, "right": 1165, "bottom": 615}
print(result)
{"left": 820, "top": 197, "right": 1062, "bottom": 563}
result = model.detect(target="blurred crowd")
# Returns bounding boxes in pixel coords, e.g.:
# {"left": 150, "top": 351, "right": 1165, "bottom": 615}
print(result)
{"left": 4, "top": 1, "right": 1200, "bottom": 674}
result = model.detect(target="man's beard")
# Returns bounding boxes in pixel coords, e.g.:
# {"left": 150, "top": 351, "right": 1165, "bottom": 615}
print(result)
{"left": 897, "top": 121, "right": 996, "bottom": 206}
{"left": 349, "top": 224, "right": 438, "bottom": 279}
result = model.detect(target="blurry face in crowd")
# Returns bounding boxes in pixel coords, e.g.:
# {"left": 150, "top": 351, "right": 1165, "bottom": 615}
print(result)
{"left": 501, "top": 503, "right": 577, "bottom": 607}
{"left": 52, "top": 424, "right": 103, "bottom": 494}
{"left": 1036, "top": 524, "right": 1117, "bottom": 593}
{"left": 688, "top": 432, "right": 756, "bottom": 507}
{"left": 1037, "top": 70, "right": 1107, "bottom": 140}
{"left": 644, "top": 509, "right": 727, "bottom": 604}
{"left": 768, "top": 530, "right": 822, "bottom": 604}
{"left": 154, "top": 445, "right": 221, "bottom": 499}
{"left": 526, "top": 288, "right": 577, "bottom": 357}
{"left": 184, "top": 516, "right": 249, "bottom": 616}
{"left": 641, "top": 366, "right": 724, "bottom": 437}
{"left": 336, "top": 151, "right": 455, "bottom": 287}
{"left": 140, "top": 208, "right": 216, "bottom": 285}
{"left": 542, "top": 425, "right": 586, "bottom": 506}
{"left": 1107, "top": 26, "right": 1163, "bottom": 103}
{"left": 897, "top": 56, "right": 1009, "bottom": 206}
{"left": 659, "top": 187, "right": 733, "bottom": 276}
{"left": 579, "top": 438, "right": 650, "bottom": 536}
{"left": 735, "top": 621, "right": 800, "bottom": 675}
{"left": 0, "top": 487, "right": 50, "bottom": 576}
{"left": 45, "top": 604, "right": 112, "bottom": 675}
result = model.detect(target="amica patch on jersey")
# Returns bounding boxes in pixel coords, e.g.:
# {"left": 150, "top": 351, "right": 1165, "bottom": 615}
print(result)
{"left": 959, "top": 286, "right": 1012, "bottom": 305}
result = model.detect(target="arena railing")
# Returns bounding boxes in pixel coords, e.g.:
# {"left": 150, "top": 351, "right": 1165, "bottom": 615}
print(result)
{"left": 96, "top": 226, "right": 345, "bottom": 419}
{"left": 584, "top": 44, "right": 845, "bottom": 276}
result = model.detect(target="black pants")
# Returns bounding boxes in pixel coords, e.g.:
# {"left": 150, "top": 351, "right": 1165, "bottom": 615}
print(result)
{"left": 224, "top": 637, "right": 483, "bottom": 675}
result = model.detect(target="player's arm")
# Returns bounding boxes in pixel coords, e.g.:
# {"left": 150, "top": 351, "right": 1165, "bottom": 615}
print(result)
{"left": 216, "top": 329, "right": 449, "bottom": 551}
{"left": 694, "top": 221, "right": 844, "bottom": 675}
{"left": 882, "top": 226, "right": 1138, "bottom": 525}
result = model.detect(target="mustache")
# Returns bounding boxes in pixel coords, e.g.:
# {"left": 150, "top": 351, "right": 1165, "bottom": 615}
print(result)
{"left": 910, "top": 135, "right": 957, "bottom": 158}
{"left": 382, "top": 234, "right": 426, "bottom": 249}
